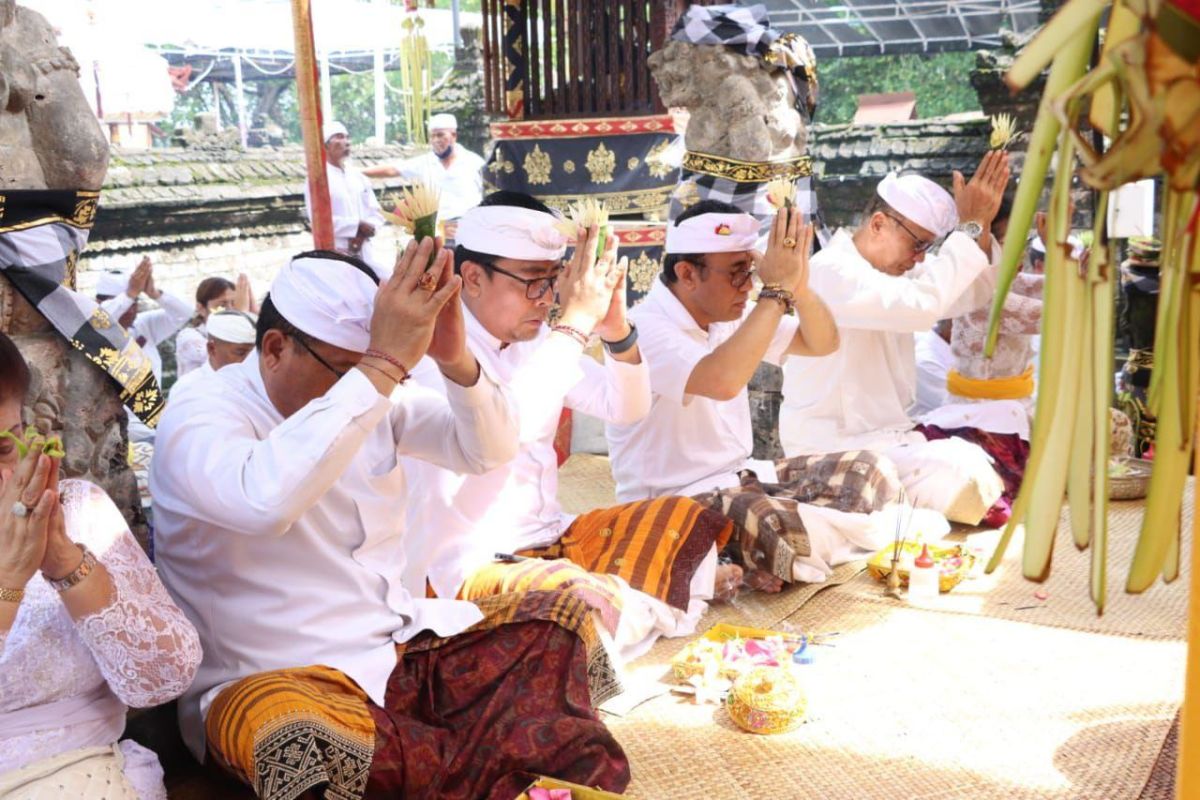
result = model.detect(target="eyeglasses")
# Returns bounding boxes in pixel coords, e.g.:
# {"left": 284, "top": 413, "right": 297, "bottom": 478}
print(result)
{"left": 884, "top": 213, "right": 937, "bottom": 254}
{"left": 484, "top": 262, "right": 563, "bottom": 300}
{"left": 292, "top": 332, "right": 347, "bottom": 379}
{"left": 694, "top": 257, "right": 756, "bottom": 289}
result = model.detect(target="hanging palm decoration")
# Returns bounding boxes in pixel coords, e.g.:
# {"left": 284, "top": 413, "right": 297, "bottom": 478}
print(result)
{"left": 983, "top": 0, "right": 1199, "bottom": 614}
{"left": 399, "top": 13, "right": 432, "bottom": 144}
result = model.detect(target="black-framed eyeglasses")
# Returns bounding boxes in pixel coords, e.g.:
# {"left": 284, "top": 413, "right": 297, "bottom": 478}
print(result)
{"left": 484, "top": 262, "right": 563, "bottom": 300}
{"left": 292, "top": 332, "right": 347, "bottom": 379}
{"left": 694, "top": 257, "right": 756, "bottom": 289}
{"left": 884, "top": 212, "right": 937, "bottom": 254}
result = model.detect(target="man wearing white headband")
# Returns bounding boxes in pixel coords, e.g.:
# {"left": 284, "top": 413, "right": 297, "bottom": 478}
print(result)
{"left": 167, "top": 309, "right": 257, "bottom": 401}
{"left": 95, "top": 256, "right": 193, "bottom": 443}
{"left": 304, "top": 120, "right": 387, "bottom": 273}
{"left": 151, "top": 243, "right": 630, "bottom": 796}
{"left": 403, "top": 191, "right": 739, "bottom": 662}
{"left": 779, "top": 150, "right": 1015, "bottom": 526}
{"left": 363, "top": 112, "right": 485, "bottom": 240}
{"left": 607, "top": 200, "right": 904, "bottom": 595}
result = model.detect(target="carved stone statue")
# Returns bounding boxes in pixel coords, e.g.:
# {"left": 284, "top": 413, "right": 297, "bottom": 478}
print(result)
{"left": 649, "top": 39, "right": 808, "bottom": 163}
{"left": 1, "top": 1, "right": 144, "bottom": 542}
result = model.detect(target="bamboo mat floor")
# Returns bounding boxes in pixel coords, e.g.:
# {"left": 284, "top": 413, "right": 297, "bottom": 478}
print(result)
{"left": 558, "top": 455, "right": 1191, "bottom": 800}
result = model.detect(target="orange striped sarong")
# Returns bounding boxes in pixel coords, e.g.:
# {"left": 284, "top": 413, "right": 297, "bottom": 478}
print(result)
{"left": 460, "top": 496, "right": 733, "bottom": 628}
{"left": 204, "top": 590, "right": 623, "bottom": 800}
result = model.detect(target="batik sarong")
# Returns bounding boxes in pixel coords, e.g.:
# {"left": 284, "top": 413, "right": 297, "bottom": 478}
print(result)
{"left": 460, "top": 496, "right": 732, "bottom": 638}
{"left": 694, "top": 450, "right": 901, "bottom": 582}
{"left": 205, "top": 591, "right": 629, "bottom": 800}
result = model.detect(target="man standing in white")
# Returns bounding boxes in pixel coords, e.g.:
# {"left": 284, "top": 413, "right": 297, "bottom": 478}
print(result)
{"left": 304, "top": 121, "right": 387, "bottom": 274}
{"left": 363, "top": 113, "right": 485, "bottom": 242}
{"left": 606, "top": 201, "right": 904, "bottom": 592}
{"left": 778, "top": 151, "right": 1013, "bottom": 526}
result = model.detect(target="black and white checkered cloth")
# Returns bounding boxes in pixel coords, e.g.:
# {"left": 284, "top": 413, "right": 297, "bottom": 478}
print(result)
{"left": 671, "top": 3, "right": 778, "bottom": 59}
{"left": 0, "top": 194, "right": 164, "bottom": 426}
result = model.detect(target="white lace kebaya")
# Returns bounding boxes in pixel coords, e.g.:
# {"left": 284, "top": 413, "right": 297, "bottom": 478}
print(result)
{"left": 0, "top": 480, "right": 201, "bottom": 798}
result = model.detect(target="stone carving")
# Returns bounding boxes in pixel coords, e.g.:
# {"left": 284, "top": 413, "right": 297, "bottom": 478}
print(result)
{"left": 1, "top": 1, "right": 145, "bottom": 545}
{"left": 648, "top": 40, "right": 808, "bottom": 163}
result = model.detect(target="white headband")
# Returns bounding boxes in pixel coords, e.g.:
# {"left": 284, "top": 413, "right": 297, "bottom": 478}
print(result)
{"left": 665, "top": 212, "right": 759, "bottom": 254}
{"left": 876, "top": 173, "right": 958, "bottom": 238}
{"left": 428, "top": 113, "right": 458, "bottom": 131}
{"left": 323, "top": 121, "right": 348, "bottom": 142}
{"left": 95, "top": 270, "right": 128, "bottom": 297}
{"left": 206, "top": 311, "right": 257, "bottom": 345}
{"left": 456, "top": 205, "right": 569, "bottom": 261}
{"left": 269, "top": 255, "right": 377, "bottom": 354}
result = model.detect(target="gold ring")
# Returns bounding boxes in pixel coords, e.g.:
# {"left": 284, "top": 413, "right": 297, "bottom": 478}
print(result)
{"left": 782, "top": 236, "right": 797, "bottom": 248}
{"left": 416, "top": 271, "right": 437, "bottom": 291}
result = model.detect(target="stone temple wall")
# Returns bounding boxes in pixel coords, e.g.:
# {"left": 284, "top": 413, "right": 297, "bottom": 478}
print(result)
{"left": 81, "top": 144, "right": 421, "bottom": 303}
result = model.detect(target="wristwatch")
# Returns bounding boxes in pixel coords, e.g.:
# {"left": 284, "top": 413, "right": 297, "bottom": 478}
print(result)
{"left": 956, "top": 220, "right": 984, "bottom": 241}
{"left": 601, "top": 322, "right": 639, "bottom": 355}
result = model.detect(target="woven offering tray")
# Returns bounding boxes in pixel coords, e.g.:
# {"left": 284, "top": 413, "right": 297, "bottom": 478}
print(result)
{"left": 867, "top": 541, "right": 975, "bottom": 593}
{"left": 671, "top": 623, "right": 808, "bottom": 682}
{"left": 1107, "top": 456, "right": 1153, "bottom": 500}
{"left": 726, "top": 665, "right": 808, "bottom": 735}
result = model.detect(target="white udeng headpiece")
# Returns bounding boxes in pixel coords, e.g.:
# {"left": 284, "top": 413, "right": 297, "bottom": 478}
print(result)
{"left": 456, "top": 205, "right": 569, "bottom": 261}
{"left": 94, "top": 270, "right": 128, "bottom": 297}
{"left": 206, "top": 311, "right": 258, "bottom": 344}
{"left": 664, "top": 212, "right": 759, "bottom": 254}
{"left": 269, "top": 255, "right": 377, "bottom": 353}
{"left": 427, "top": 113, "right": 458, "bottom": 131}
{"left": 876, "top": 173, "right": 959, "bottom": 238}
{"left": 323, "top": 121, "right": 348, "bottom": 142}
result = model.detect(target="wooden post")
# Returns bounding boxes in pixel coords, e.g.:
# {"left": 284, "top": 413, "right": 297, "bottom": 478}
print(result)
{"left": 290, "top": 0, "right": 333, "bottom": 249}
{"left": 1179, "top": 413, "right": 1200, "bottom": 798}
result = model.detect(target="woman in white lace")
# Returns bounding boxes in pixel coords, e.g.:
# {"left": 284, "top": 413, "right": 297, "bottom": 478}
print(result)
{"left": 0, "top": 333, "right": 201, "bottom": 799}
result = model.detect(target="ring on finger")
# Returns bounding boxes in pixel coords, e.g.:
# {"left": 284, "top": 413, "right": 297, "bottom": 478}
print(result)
{"left": 11, "top": 501, "right": 30, "bottom": 518}
{"left": 782, "top": 236, "right": 797, "bottom": 248}
{"left": 416, "top": 270, "right": 437, "bottom": 291}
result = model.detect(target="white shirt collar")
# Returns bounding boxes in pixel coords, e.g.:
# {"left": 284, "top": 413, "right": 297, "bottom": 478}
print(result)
{"left": 644, "top": 277, "right": 705, "bottom": 335}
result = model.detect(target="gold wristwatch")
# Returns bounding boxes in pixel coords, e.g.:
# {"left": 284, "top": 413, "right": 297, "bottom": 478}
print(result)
{"left": 47, "top": 545, "right": 97, "bottom": 592}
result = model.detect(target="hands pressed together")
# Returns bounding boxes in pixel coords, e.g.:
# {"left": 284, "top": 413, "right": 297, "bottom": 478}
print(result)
{"left": 0, "top": 449, "right": 83, "bottom": 594}
{"left": 556, "top": 224, "right": 629, "bottom": 342}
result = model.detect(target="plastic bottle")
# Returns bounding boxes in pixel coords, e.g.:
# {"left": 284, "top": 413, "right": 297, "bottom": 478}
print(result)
{"left": 908, "top": 543, "right": 940, "bottom": 600}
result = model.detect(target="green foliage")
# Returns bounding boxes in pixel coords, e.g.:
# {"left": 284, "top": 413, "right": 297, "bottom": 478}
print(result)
{"left": 814, "top": 51, "right": 981, "bottom": 125}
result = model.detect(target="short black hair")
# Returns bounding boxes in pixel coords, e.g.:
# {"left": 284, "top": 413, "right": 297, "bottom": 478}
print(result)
{"left": 660, "top": 199, "right": 742, "bottom": 285}
{"left": 859, "top": 192, "right": 896, "bottom": 226}
{"left": 256, "top": 251, "right": 379, "bottom": 349}
{"left": 0, "top": 331, "right": 31, "bottom": 404}
{"left": 454, "top": 191, "right": 558, "bottom": 275}
{"left": 477, "top": 190, "right": 556, "bottom": 215}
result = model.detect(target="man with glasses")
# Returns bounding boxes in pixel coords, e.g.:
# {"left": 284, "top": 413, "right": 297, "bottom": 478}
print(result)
{"left": 606, "top": 200, "right": 902, "bottom": 595}
{"left": 404, "top": 191, "right": 743, "bottom": 663}
{"left": 150, "top": 244, "right": 631, "bottom": 798}
{"left": 779, "top": 152, "right": 1016, "bottom": 526}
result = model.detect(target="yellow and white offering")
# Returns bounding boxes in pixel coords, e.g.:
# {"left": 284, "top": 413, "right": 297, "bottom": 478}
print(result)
{"left": 385, "top": 183, "right": 441, "bottom": 243}
{"left": 989, "top": 112, "right": 1020, "bottom": 150}
{"left": 555, "top": 198, "right": 611, "bottom": 259}
{"left": 764, "top": 176, "right": 797, "bottom": 210}
{"left": 726, "top": 666, "right": 807, "bottom": 735}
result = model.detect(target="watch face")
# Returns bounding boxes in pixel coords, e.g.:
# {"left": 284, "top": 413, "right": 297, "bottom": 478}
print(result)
{"left": 961, "top": 221, "right": 983, "bottom": 238}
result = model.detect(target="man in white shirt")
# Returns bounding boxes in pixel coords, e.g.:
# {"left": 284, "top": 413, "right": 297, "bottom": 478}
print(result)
{"left": 404, "top": 193, "right": 739, "bottom": 662}
{"left": 151, "top": 243, "right": 630, "bottom": 798}
{"left": 779, "top": 152, "right": 1015, "bottom": 526}
{"left": 363, "top": 113, "right": 485, "bottom": 243}
{"left": 607, "top": 201, "right": 904, "bottom": 593}
{"left": 95, "top": 257, "right": 194, "bottom": 444}
{"left": 167, "top": 309, "right": 256, "bottom": 401}
{"left": 304, "top": 121, "right": 387, "bottom": 274}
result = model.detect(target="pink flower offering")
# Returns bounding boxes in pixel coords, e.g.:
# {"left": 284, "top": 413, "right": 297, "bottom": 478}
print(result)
{"left": 528, "top": 789, "right": 573, "bottom": 800}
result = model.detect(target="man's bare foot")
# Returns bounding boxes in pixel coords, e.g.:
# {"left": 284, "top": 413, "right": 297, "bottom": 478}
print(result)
{"left": 744, "top": 569, "right": 785, "bottom": 593}
{"left": 714, "top": 563, "right": 744, "bottom": 601}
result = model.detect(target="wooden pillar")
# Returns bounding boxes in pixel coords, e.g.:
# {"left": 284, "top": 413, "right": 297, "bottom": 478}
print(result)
{"left": 290, "top": 0, "right": 333, "bottom": 249}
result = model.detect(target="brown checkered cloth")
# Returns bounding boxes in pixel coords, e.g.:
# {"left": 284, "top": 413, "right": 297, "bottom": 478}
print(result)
{"left": 693, "top": 450, "right": 901, "bottom": 582}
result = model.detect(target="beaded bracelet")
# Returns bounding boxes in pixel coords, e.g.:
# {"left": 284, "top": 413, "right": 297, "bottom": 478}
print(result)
{"left": 359, "top": 361, "right": 403, "bottom": 386}
{"left": 0, "top": 586, "right": 24, "bottom": 604}
{"left": 363, "top": 349, "right": 411, "bottom": 383}
{"left": 757, "top": 284, "right": 796, "bottom": 315}
{"left": 551, "top": 324, "right": 590, "bottom": 348}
